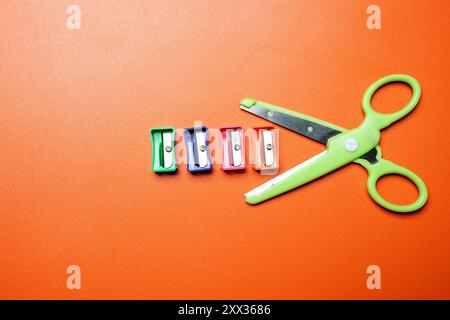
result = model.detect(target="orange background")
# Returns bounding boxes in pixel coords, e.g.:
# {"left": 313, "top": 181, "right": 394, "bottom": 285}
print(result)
{"left": 1, "top": 0, "right": 449, "bottom": 299}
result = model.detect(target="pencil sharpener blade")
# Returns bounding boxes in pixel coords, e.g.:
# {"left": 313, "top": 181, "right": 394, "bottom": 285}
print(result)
{"left": 219, "top": 126, "right": 246, "bottom": 171}
{"left": 150, "top": 127, "right": 177, "bottom": 173}
{"left": 252, "top": 126, "right": 279, "bottom": 173}
{"left": 184, "top": 126, "right": 213, "bottom": 173}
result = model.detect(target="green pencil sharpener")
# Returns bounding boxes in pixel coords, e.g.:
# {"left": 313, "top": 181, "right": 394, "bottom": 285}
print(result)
{"left": 150, "top": 127, "right": 177, "bottom": 173}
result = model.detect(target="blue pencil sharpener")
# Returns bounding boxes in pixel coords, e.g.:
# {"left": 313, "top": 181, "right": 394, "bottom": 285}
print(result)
{"left": 184, "top": 126, "right": 212, "bottom": 173}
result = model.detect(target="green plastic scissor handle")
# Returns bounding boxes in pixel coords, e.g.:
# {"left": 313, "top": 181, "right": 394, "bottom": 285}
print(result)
{"left": 243, "top": 74, "right": 428, "bottom": 213}
{"left": 356, "top": 74, "right": 427, "bottom": 212}
{"left": 361, "top": 74, "right": 422, "bottom": 129}
{"left": 364, "top": 156, "right": 428, "bottom": 213}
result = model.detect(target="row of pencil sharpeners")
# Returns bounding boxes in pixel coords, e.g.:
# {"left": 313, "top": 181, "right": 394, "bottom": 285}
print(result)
{"left": 150, "top": 126, "right": 279, "bottom": 173}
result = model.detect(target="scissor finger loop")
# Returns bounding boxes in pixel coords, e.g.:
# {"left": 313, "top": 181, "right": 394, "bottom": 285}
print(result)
{"left": 365, "top": 159, "right": 428, "bottom": 213}
{"left": 362, "top": 74, "right": 421, "bottom": 130}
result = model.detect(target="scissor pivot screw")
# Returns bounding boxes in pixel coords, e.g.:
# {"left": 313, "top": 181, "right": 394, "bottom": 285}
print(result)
{"left": 266, "top": 144, "right": 273, "bottom": 150}
{"left": 345, "top": 138, "right": 359, "bottom": 152}
{"left": 199, "top": 145, "right": 206, "bottom": 152}
{"left": 234, "top": 144, "right": 241, "bottom": 151}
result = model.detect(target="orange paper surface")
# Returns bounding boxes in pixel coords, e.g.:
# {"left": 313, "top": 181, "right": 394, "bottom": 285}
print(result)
{"left": 0, "top": 0, "right": 449, "bottom": 299}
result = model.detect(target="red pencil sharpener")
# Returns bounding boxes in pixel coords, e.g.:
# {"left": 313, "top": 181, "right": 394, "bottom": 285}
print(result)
{"left": 219, "top": 126, "right": 246, "bottom": 171}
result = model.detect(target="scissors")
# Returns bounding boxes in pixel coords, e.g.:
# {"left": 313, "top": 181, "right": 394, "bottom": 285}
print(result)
{"left": 240, "top": 74, "right": 428, "bottom": 213}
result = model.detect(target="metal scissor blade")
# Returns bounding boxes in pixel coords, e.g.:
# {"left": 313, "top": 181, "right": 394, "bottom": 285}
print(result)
{"left": 240, "top": 103, "right": 342, "bottom": 145}
{"left": 245, "top": 150, "right": 327, "bottom": 202}
{"left": 240, "top": 99, "right": 380, "bottom": 165}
